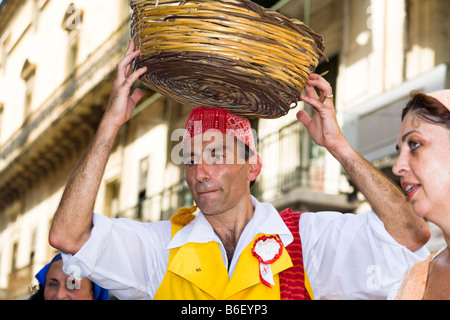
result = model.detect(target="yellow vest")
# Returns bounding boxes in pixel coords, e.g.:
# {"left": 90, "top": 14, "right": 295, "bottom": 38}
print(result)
{"left": 154, "top": 221, "right": 314, "bottom": 300}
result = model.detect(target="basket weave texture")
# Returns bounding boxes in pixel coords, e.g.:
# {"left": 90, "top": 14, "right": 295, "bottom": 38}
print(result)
{"left": 130, "top": 0, "right": 327, "bottom": 118}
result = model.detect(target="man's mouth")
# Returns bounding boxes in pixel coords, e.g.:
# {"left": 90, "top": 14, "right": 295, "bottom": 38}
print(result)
{"left": 197, "top": 189, "right": 219, "bottom": 195}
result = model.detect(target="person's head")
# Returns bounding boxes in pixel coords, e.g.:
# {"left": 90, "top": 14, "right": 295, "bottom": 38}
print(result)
{"left": 393, "top": 90, "right": 450, "bottom": 221}
{"left": 182, "top": 107, "right": 262, "bottom": 215}
{"left": 30, "top": 253, "right": 109, "bottom": 300}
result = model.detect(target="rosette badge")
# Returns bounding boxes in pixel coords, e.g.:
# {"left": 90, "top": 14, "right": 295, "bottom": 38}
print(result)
{"left": 130, "top": 0, "right": 327, "bottom": 119}
{"left": 252, "top": 235, "right": 283, "bottom": 287}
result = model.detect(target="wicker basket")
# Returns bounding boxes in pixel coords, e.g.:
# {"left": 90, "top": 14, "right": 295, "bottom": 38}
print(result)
{"left": 130, "top": 0, "right": 327, "bottom": 118}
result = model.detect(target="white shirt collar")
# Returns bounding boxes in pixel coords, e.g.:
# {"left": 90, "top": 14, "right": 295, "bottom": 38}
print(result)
{"left": 167, "top": 196, "right": 293, "bottom": 276}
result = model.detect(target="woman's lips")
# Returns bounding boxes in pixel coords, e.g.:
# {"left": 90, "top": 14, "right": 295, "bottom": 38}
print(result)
{"left": 402, "top": 183, "right": 421, "bottom": 202}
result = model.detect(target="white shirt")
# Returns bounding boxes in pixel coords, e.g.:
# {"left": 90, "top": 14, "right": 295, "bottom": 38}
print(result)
{"left": 62, "top": 196, "right": 429, "bottom": 300}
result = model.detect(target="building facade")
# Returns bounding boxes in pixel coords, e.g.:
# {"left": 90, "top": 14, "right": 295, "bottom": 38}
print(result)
{"left": 0, "top": 0, "right": 448, "bottom": 299}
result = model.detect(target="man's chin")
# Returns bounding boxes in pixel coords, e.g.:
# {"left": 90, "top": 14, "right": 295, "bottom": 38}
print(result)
{"left": 195, "top": 201, "right": 222, "bottom": 216}
{"left": 196, "top": 204, "right": 217, "bottom": 215}
{"left": 194, "top": 192, "right": 220, "bottom": 209}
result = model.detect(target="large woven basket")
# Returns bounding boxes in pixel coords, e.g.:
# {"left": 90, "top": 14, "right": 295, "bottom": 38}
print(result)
{"left": 130, "top": 0, "right": 327, "bottom": 118}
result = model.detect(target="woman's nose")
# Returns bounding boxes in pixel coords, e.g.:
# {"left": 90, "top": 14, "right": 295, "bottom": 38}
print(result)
{"left": 55, "top": 287, "right": 70, "bottom": 300}
{"left": 393, "top": 150, "right": 409, "bottom": 177}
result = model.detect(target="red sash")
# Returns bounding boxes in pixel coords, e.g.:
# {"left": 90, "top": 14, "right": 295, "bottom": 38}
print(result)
{"left": 279, "top": 208, "right": 311, "bottom": 300}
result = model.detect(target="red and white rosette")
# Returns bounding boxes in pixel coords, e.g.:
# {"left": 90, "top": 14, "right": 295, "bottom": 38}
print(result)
{"left": 251, "top": 235, "right": 283, "bottom": 287}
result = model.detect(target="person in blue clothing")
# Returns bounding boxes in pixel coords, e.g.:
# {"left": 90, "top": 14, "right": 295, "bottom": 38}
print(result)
{"left": 29, "top": 253, "right": 109, "bottom": 300}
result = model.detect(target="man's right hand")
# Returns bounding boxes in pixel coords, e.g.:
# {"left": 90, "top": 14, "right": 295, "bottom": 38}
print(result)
{"left": 102, "top": 39, "right": 147, "bottom": 129}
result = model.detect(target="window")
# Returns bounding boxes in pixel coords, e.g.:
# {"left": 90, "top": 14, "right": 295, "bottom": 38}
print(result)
{"left": 29, "top": 229, "right": 37, "bottom": 266}
{"left": 32, "top": 0, "right": 41, "bottom": 33}
{"left": 11, "top": 242, "right": 18, "bottom": 272}
{"left": 0, "top": 103, "right": 4, "bottom": 143}
{"left": 105, "top": 180, "right": 120, "bottom": 218}
{"left": 315, "top": 55, "right": 339, "bottom": 105}
{"left": 0, "top": 251, "right": 2, "bottom": 281}
{"left": 1, "top": 35, "right": 10, "bottom": 75}
{"left": 21, "top": 59, "right": 37, "bottom": 124}
{"left": 137, "top": 157, "right": 149, "bottom": 220}
{"left": 66, "top": 32, "right": 79, "bottom": 76}
{"left": 62, "top": 3, "right": 83, "bottom": 77}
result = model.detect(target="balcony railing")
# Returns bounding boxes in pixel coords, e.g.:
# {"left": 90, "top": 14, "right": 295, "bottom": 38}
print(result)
{"left": 254, "top": 120, "right": 325, "bottom": 202}
{"left": 116, "top": 180, "right": 193, "bottom": 222}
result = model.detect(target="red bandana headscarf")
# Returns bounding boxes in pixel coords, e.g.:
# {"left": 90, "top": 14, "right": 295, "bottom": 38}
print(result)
{"left": 182, "top": 107, "right": 256, "bottom": 153}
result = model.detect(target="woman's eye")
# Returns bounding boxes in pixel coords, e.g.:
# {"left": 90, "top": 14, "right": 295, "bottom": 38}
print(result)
{"left": 409, "top": 141, "right": 420, "bottom": 150}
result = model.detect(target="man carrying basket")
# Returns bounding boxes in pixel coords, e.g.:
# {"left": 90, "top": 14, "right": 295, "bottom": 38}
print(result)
{"left": 49, "top": 40, "right": 430, "bottom": 300}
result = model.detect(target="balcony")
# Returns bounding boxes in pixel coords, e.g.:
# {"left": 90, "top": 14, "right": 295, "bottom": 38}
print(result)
{"left": 7, "top": 264, "right": 33, "bottom": 299}
{"left": 0, "top": 20, "right": 131, "bottom": 210}
{"left": 255, "top": 120, "right": 357, "bottom": 212}
{"left": 116, "top": 180, "right": 193, "bottom": 222}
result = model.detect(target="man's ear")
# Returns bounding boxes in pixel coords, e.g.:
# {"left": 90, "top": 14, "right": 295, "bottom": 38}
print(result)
{"left": 248, "top": 154, "right": 262, "bottom": 183}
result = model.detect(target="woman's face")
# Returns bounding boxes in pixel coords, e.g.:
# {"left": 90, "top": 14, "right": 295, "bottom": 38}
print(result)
{"left": 393, "top": 112, "right": 450, "bottom": 221}
{"left": 44, "top": 259, "right": 94, "bottom": 300}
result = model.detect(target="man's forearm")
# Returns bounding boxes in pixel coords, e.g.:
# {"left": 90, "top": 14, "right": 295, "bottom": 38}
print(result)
{"left": 49, "top": 39, "right": 147, "bottom": 255}
{"left": 49, "top": 122, "right": 120, "bottom": 254}
{"left": 298, "top": 73, "right": 430, "bottom": 251}
{"left": 330, "top": 141, "right": 430, "bottom": 251}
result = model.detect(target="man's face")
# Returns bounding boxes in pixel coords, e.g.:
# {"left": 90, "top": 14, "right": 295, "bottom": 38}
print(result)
{"left": 183, "top": 132, "right": 259, "bottom": 215}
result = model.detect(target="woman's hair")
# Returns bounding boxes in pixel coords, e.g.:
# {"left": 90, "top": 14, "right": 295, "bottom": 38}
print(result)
{"left": 29, "top": 284, "right": 45, "bottom": 300}
{"left": 402, "top": 91, "right": 450, "bottom": 130}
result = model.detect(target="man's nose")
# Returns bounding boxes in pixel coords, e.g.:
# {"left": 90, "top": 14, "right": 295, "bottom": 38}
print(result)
{"left": 194, "top": 161, "right": 211, "bottom": 182}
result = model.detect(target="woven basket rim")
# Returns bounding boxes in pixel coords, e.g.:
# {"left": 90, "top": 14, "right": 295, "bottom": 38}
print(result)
{"left": 130, "top": 0, "right": 327, "bottom": 118}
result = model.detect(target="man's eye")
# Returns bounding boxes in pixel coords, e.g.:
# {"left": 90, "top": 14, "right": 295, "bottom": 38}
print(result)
{"left": 185, "top": 159, "right": 198, "bottom": 165}
{"left": 210, "top": 152, "right": 225, "bottom": 164}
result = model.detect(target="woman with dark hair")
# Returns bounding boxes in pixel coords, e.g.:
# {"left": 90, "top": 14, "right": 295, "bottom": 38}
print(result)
{"left": 29, "top": 253, "right": 109, "bottom": 300}
{"left": 391, "top": 89, "right": 450, "bottom": 299}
